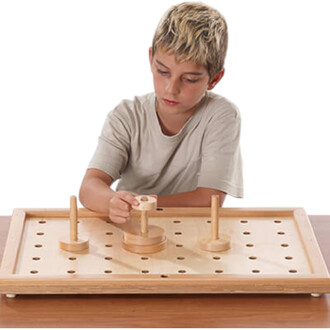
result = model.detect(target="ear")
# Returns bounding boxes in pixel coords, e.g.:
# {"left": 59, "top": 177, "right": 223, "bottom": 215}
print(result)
{"left": 149, "top": 47, "right": 153, "bottom": 65}
{"left": 207, "top": 68, "right": 225, "bottom": 90}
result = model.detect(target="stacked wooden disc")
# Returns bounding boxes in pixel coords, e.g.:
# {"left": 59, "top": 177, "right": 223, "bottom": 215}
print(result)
{"left": 122, "top": 195, "right": 167, "bottom": 254}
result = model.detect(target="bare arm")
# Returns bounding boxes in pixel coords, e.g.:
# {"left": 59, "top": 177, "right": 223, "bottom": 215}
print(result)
{"left": 157, "top": 187, "right": 226, "bottom": 208}
{"left": 79, "top": 169, "right": 226, "bottom": 223}
{"left": 79, "top": 168, "right": 114, "bottom": 214}
{"left": 79, "top": 169, "right": 139, "bottom": 223}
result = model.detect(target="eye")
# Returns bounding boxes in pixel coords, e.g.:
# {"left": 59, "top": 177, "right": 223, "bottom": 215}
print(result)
{"left": 157, "top": 69, "right": 169, "bottom": 76}
{"left": 185, "top": 78, "right": 198, "bottom": 83}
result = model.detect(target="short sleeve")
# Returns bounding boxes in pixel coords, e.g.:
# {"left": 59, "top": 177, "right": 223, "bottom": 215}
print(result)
{"left": 197, "top": 106, "right": 243, "bottom": 198}
{"left": 88, "top": 107, "right": 131, "bottom": 181}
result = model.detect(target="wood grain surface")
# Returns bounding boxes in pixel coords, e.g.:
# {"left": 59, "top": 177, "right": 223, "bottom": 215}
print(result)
{"left": 0, "top": 215, "right": 330, "bottom": 328}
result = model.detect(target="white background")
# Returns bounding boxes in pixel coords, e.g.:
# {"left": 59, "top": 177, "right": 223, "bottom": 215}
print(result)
{"left": 0, "top": 0, "right": 329, "bottom": 215}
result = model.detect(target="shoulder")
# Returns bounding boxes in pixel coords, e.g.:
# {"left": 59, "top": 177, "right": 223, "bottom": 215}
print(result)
{"left": 204, "top": 92, "right": 241, "bottom": 121}
{"left": 110, "top": 93, "right": 154, "bottom": 120}
{"left": 104, "top": 93, "right": 154, "bottom": 133}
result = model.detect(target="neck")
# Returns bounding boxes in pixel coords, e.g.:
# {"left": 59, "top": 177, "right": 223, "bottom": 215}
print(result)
{"left": 155, "top": 102, "right": 197, "bottom": 136}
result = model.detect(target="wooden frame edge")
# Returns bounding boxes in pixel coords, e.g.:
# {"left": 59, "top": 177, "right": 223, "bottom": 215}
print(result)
{"left": 0, "top": 209, "right": 26, "bottom": 275}
{"left": 293, "top": 208, "right": 329, "bottom": 277}
{"left": 1, "top": 275, "right": 330, "bottom": 294}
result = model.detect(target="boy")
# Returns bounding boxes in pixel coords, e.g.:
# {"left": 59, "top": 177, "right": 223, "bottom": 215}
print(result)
{"left": 79, "top": 2, "right": 243, "bottom": 223}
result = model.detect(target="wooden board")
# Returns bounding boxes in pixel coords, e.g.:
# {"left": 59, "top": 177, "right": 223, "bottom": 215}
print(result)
{"left": 0, "top": 207, "right": 330, "bottom": 295}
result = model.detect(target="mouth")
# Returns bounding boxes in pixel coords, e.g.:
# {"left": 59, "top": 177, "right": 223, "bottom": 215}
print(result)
{"left": 163, "top": 98, "right": 179, "bottom": 106}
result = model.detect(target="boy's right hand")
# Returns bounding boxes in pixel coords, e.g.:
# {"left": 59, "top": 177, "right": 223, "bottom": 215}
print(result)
{"left": 108, "top": 191, "right": 139, "bottom": 224}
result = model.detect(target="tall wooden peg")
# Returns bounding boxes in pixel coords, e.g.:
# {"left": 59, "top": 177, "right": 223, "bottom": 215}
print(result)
{"left": 199, "top": 195, "right": 231, "bottom": 252}
{"left": 59, "top": 196, "right": 89, "bottom": 252}
{"left": 140, "top": 197, "right": 150, "bottom": 237}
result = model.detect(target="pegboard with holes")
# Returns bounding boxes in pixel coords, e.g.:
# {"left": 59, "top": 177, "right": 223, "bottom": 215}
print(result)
{"left": 0, "top": 207, "right": 330, "bottom": 295}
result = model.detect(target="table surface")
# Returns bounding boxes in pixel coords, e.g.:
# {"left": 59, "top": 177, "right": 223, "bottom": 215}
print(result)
{"left": 0, "top": 214, "right": 330, "bottom": 328}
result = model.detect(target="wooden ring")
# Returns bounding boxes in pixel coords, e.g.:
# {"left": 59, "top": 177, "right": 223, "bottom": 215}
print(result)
{"left": 132, "top": 195, "right": 157, "bottom": 211}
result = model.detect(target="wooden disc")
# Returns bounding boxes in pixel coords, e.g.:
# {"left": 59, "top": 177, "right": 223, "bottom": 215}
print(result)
{"left": 122, "top": 223, "right": 167, "bottom": 254}
{"left": 123, "top": 223, "right": 165, "bottom": 245}
{"left": 59, "top": 237, "right": 89, "bottom": 252}
{"left": 199, "top": 234, "right": 231, "bottom": 252}
{"left": 122, "top": 237, "right": 167, "bottom": 254}
{"left": 132, "top": 195, "right": 157, "bottom": 211}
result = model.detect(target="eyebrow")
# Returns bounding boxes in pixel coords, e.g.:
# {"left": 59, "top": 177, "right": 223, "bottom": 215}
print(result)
{"left": 155, "top": 59, "right": 205, "bottom": 76}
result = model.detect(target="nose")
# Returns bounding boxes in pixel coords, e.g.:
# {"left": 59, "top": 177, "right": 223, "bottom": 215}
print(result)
{"left": 165, "top": 77, "right": 180, "bottom": 95}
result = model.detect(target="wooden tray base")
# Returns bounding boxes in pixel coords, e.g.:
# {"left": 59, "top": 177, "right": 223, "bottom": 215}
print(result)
{"left": 1, "top": 207, "right": 330, "bottom": 295}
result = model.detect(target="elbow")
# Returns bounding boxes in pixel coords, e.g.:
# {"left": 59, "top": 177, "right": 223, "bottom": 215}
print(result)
{"left": 195, "top": 188, "right": 226, "bottom": 207}
{"left": 78, "top": 178, "right": 88, "bottom": 208}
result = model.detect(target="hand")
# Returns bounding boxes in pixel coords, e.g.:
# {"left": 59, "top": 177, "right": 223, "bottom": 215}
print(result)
{"left": 108, "top": 191, "right": 139, "bottom": 224}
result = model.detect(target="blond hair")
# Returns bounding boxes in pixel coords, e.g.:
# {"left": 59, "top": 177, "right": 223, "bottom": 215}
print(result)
{"left": 151, "top": 2, "right": 228, "bottom": 79}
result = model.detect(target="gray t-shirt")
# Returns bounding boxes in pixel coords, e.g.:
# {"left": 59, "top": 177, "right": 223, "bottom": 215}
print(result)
{"left": 88, "top": 92, "right": 243, "bottom": 198}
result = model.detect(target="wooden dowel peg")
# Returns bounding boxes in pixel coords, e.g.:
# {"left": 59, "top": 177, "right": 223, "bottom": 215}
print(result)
{"left": 199, "top": 195, "right": 230, "bottom": 252}
{"left": 70, "top": 195, "right": 78, "bottom": 242}
{"left": 132, "top": 196, "right": 156, "bottom": 237}
{"left": 211, "top": 195, "right": 219, "bottom": 241}
{"left": 141, "top": 210, "right": 148, "bottom": 236}
{"left": 59, "top": 195, "right": 89, "bottom": 252}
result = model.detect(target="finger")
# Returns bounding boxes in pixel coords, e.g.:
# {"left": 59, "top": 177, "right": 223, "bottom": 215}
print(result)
{"left": 110, "top": 215, "right": 129, "bottom": 224}
{"left": 118, "top": 191, "right": 139, "bottom": 207}
{"left": 109, "top": 208, "right": 130, "bottom": 223}
{"left": 112, "top": 209, "right": 130, "bottom": 219}
{"left": 112, "top": 198, "right": 131, "bottom": 212}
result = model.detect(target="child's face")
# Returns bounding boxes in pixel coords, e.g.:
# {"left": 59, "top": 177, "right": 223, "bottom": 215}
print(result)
{"left": 149, "top": 48, "right": 223, "bottom": 117}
